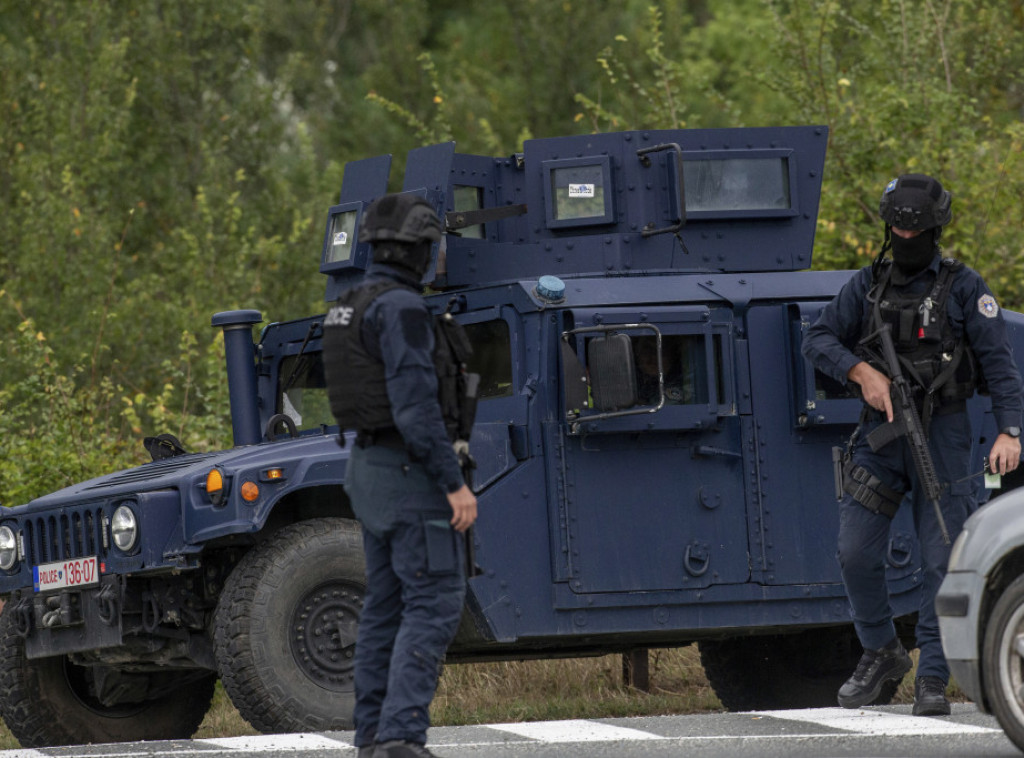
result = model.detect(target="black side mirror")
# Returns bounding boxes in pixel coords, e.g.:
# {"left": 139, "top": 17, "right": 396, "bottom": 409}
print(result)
{"left": 588, "top": 333, "right": 638, "bottom": 411}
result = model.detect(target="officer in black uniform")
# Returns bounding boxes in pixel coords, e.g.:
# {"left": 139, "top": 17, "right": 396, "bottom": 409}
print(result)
{"left": 803, "top": 174, "right": 1023, "bottom": 716}
{"left": 322, "top": 194, "right": 477, "bottom": 758}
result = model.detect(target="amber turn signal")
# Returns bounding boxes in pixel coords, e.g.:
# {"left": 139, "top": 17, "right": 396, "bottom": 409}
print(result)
{"left": 206, "top": 469, "right": 225, "bottom": 506}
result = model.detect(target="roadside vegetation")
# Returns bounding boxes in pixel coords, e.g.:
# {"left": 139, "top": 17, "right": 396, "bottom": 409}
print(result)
{"left": 1, "top": 1, "right": 1022, "bottom": 505}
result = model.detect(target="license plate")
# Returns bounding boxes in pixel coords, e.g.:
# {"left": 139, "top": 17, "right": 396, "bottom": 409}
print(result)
{"left": 33, "top": 556, "right": 99, "bottom": 593}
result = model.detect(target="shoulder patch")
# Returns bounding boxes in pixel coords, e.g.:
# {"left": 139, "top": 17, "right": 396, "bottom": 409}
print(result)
{"left": 978, "top": 294, "right": 999, "bottom": 318}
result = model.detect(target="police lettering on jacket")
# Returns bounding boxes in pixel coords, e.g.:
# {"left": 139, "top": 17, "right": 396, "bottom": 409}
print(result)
{"left": 322, "top": 275, "right": 477, "bottom": 443}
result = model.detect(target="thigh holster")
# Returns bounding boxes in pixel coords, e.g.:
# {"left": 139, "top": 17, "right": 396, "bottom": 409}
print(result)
{"left": 843, "top": 462, "right": 902, "bottom": 518}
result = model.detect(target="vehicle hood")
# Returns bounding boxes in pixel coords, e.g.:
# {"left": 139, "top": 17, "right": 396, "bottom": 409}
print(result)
{"left": 12, "top": 433, "right": 345, "bottom": 514}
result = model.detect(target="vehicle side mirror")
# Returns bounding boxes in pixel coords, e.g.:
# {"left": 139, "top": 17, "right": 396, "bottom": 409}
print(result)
{"left": 588, "top": 333, "right": 638, "bottom": 411}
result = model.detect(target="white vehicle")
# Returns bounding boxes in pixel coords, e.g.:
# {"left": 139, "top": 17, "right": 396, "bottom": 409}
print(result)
{"left": 937, "top": 481, "right": 1024, "bottom": 752}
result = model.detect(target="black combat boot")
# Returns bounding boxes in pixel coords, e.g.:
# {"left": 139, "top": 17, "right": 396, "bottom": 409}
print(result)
{"left": 373, "top": 740, "right": 439, "bottom": 757}
{"left": 913, "top": 676, "right": 951, "bottom": 716}
{"left": 837, "top": 638, "right": 912, "bottom": 708}
{"left": 357, "top": 747, "right": 375, "bottom": 758}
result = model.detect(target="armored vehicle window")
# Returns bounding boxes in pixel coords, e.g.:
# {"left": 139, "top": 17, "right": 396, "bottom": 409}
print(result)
{"left": 789, "top": 302, "right": 861, "bottom": 427}
{"left": 464, "top": 319, "right": 513, "bottom": 399}
{"left": 322, "top": 208, "right": 359, "bottom": 267}
{"left": 543, "top": 156, "right": 614, "bottom": 228}
{"left": 278, "top": 352, "right": 333, "bottom": 432}
{"left": 453, "top": 185, "right": 484, "bottom": 239}
{"left": 320, "top": 201, "right": 365, "bottom": 278}
{"left": 325, "top": 211, "right": 357, "bottom": 264}
{"left": 686, "top": 156, "right": 791, "bottom": 213}
{"left": 632, "top": 334, "right": 706, "bottom": 406}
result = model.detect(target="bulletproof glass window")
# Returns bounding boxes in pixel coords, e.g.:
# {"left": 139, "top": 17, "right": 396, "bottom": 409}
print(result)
{"left": 453, "top": 185, "right": 484, "bottom": 239}
{"left": 632, "top": 334, "right": 708, "bottom": 407}
{"left": 277, "top": 352, "right": 333, "bottom": 432}
{"left": 563, "top": 310, "right": 734, "bottom": 434}
{"left": 679, "top": 153, "right": 796, "bottom": 219}
{"left": 463, "top": 319, "right": 513, "bottom": 399}
{"left": 789, "top": 302, "right": 861, "bottom": 427}
{"left": 320, "top": 202, "right": 364, "bottom": 273}
{"left": 543, "top": 156, "right": 615, "bottom": 228}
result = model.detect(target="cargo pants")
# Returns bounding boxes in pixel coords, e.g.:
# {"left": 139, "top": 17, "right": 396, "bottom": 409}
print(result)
{"left": 837, "top": 410, "right": 976, "bottom": 682}
{"left": 345, "top": 443, "right": 467, "bottom": 748}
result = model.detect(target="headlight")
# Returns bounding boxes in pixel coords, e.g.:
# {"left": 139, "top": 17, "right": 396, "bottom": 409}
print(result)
{"left": 111, "top": 505, "right": 138, "bottom": 552}
{"left": 0, "top": 526, "right": 17, "bottom": 570}
{"left": 947, "top": 528, "right": 969, "bottom": 572}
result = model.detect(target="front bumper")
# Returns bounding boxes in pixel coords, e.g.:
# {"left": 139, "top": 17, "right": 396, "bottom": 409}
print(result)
{"left": 7, "top": 576, "right": 125, "bottom": 659}
{"left": 936, "top": 569, "right": 985, "bottom": 708}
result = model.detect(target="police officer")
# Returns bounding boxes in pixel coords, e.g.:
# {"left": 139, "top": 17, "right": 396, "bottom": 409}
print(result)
{"left": 323, "top": 194, "right": 477, "bottom": 758}
{"left": 803, "top": 174, "right": 1023, "bottom": 716}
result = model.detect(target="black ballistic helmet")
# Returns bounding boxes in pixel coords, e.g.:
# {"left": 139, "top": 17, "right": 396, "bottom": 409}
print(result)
{"left": 878, "top": 174, "right": 952, "bottom": 231}
{"left": 359, "top": 193, "right": 442, "bottom": 245}
{"left": 360, "top": 194, "right": 442, "bottom": 277}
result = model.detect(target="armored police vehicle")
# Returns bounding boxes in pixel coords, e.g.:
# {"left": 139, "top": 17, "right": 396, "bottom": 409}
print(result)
{"left": 0, "top": 126, "right": 1020, "bottom": 747}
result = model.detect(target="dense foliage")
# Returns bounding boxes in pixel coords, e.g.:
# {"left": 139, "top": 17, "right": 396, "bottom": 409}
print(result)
{"left": 0, "top": 0, "right": 1020, "bottom": 503}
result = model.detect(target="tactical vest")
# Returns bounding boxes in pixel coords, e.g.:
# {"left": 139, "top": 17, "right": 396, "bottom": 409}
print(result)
{"left": 322, "top": 281, "right": 478, "bottom": 442}
{"left": 856, "top": 258, "right": 979, "bottom": 408}
{"left": 322, "top": 280, "right": 402, "bottom": 434}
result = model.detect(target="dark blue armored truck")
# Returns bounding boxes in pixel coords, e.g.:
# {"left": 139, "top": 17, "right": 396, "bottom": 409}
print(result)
{"left": 1, "top": 126, "right": 1020, "bottom": 746}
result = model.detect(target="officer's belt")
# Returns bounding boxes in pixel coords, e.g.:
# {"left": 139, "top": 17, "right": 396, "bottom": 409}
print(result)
{"left": 842, "top": 461, "right": 902, "bottom": 519}
{"left": 355, "top": 428, "right": 407, "bottom": 450}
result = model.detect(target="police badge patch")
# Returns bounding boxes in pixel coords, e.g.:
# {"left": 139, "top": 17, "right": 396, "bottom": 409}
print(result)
{"left": 978, "top": 294, "right": 999, "bottom": 318}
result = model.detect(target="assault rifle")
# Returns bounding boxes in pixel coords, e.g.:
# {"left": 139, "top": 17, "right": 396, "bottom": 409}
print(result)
{"left": 863, "top": 323, "right": 951, "bottom": 545}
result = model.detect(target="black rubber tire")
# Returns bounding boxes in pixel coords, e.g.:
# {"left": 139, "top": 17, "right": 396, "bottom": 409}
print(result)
{"left": 214, "top": 518, "right": 365, "bottom": 733}
{"left": 982, "top": 573, "right": 1024, "bottom": 752}
{"left": 699, "top": 627, "right": 900, "bottom": 710}
{"left": 0, "top": 603, "right": 215, "bottom": 747}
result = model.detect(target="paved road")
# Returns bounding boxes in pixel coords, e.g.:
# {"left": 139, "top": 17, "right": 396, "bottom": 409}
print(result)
{"left": 1, "top": 704, "right": 1019, "bottom": 758}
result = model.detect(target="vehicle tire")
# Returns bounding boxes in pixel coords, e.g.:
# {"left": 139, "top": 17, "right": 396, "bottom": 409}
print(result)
{"left": 982, "top": 573, "right": 1024, "bottom": 752}
{"left": 214, "top": 517, "right": 365, "bottom": 733}
{"left": 0, "top": 603, "right": 215, "bottom": 747}
{"left": 699, "top": 627, "right": 900, "bottom": 710}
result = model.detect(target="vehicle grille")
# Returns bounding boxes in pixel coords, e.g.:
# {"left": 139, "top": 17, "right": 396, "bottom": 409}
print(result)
{"left": 23, "top": 507, "right": 106, "bottom": 565}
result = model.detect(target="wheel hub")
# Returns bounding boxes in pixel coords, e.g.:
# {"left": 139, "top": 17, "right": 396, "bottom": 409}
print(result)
{"left": 289, "top": 582, "right": 362, "bottom": 690}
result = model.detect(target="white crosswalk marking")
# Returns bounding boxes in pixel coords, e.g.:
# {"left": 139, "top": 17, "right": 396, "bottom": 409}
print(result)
{"left": 201, "top": 734, "right": 352, "bottom": 751}
{"left": 488, "top": 719, "right": 665, "bottom": 742}
{"left": 0, "top": 707, "right": 1006, "bottom": 756}
{"left": 749, "top": 707, "right": 1002, "bottom": 735}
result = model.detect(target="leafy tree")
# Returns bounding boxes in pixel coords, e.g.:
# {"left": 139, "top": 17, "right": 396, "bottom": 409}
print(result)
{"left": 573, "top": 0, "right": 1024, "bottom": 308}
{"left": 1, "top": 0, "right": 1021, "bottom": 509}
{"left": 765, "top": 0, "right": 1024, "bottom": 302}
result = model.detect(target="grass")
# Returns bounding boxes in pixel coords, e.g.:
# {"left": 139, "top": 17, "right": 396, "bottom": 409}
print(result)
{"left": 0, "top": 645, "right": 967, "bottom": 750}
{"left": 433, "top": 647, "right": 721, "bottom": 725}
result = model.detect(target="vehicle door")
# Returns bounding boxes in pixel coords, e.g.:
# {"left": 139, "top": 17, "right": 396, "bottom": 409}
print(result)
{"left": 555, "top": 305, "right": 749, "bottom": 594}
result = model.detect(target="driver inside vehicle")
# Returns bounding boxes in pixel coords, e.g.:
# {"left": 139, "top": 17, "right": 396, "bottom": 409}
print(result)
{"left": 634, "top": 336, "right": 693, "bottom": 406}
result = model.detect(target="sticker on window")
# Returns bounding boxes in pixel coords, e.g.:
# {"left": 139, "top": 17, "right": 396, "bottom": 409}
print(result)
{"left": 333, "top": 231, "right": 349, "bottom": 246}
{"left": 568, "top": 183, "right": 596, "bottom": 198}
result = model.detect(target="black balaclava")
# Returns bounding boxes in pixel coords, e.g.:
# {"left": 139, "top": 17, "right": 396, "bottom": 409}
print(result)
{"left": 890, "top": 227, "right": 938, "bottom": 279}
